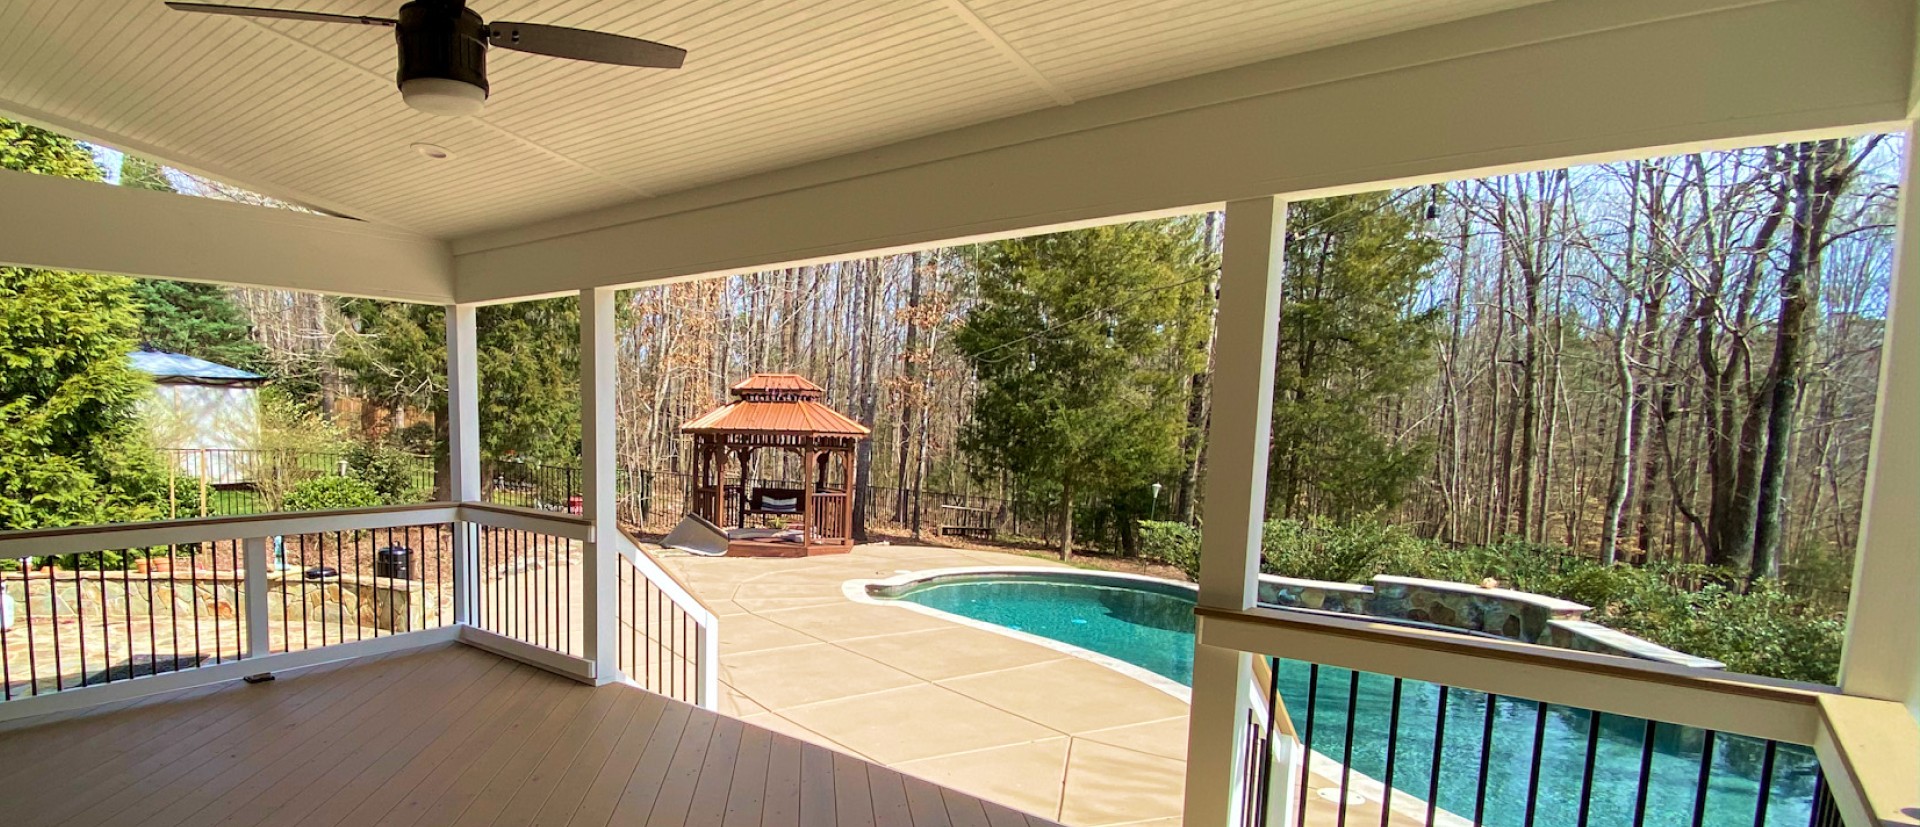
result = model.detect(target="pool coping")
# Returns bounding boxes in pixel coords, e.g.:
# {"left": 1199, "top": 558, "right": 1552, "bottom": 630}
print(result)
{"left": 845, "top": 565, "right": 1474, "bottom": 827}
{"left": 844, "top": 566, "right": 1196, "bottom": 703}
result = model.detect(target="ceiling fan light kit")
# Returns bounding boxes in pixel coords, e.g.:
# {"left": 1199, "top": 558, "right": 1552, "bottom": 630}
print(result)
{"left": 397, "top": 1, "right": 489, "bottom": 115}
{"left": 164, "top": 0, "right": 685, "bottom": 117}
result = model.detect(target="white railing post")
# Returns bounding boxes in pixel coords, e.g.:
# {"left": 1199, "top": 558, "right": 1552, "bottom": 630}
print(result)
{"left": 447, "top": 304, "right": 481, "bottom": 626}
{"left": 696, "top": 612, "right": 720, "bottom": 708}
{"left": 242, "top": 535, "right": 271, "bottom": 659}
{"left": 580, "top": 287, "right": 620, "bottom": 684}
{"left": 1185, "top": 197, "right": 1287, "bottom": 827}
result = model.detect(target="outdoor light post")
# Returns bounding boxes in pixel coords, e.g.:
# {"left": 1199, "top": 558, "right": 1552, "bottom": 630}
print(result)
{"left": 1150, "top": 482, "right": 1162, "bottom": 520}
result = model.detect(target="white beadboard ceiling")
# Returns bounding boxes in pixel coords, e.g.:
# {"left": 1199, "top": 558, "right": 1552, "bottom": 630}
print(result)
{"left": 0, "top": 0, "right": 1550, "bottom": 238}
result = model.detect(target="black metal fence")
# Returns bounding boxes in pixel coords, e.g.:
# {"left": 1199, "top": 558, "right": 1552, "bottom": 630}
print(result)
{"left": 157, "top": 448, "right": 436, "bottom": 518}
{"left": 1247, "top": 658, "right": 1833, "bottom": 827}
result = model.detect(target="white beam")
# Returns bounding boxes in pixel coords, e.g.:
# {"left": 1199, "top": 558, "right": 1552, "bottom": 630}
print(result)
{"left": 1840, "top": 122, "right": 1920, "bottom": 716}
{"left": 1184, "top": 197, "right": 1285, "bottom": 827}
{"left": 447, "top": 304, "right": 480, "bottom": 625}
{"left": 0, "top": 167, "right": 452, "bottom": 302}
{"left": 579, "top": 287, "right": 619, "bottom": 685}
{"left": 454, "top": 0, "right": 1912, "bottom": 303}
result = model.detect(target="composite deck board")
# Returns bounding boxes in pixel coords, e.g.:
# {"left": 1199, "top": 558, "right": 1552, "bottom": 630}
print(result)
{"left": 0, "top": 643, "right": 1069, "bottom": 826}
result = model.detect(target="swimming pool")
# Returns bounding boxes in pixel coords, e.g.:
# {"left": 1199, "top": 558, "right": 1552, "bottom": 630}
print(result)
{"left": 873, "top": 570, "right": 1818, "bottom": 827}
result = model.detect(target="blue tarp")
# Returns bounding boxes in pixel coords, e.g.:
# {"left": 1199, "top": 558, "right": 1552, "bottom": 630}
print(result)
{"left": 129, "top": 350, "right": 264, "bottom": 385}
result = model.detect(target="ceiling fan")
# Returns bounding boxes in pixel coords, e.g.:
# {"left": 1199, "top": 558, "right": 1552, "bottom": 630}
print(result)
{"left": 165, "top": 1, "right": 686, "bottom": 116}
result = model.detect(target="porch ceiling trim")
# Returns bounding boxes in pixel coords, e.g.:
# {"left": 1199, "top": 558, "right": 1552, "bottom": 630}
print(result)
{"left": 451, "top": 0, "right": 1914, "bottom": 304}
{"left": 0, "top": 167, "right": 453, "bottom": 302}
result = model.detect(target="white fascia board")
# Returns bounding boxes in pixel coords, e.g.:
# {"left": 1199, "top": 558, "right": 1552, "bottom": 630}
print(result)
{"left": 453, "top": 0, "right": 1914, "bottom": 303}
{"left": 0, "top": 168, "right": 453, "bottom": 302}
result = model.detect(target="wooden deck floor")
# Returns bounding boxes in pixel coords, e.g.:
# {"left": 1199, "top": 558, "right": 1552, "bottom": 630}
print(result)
{"left": 0, "top": 643, "right": 1065, "bottom": 827}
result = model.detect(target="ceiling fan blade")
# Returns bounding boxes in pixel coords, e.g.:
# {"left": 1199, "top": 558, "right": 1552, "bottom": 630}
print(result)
{"left": 487, "top": 22, "right": 685, "bottom": 68}
{"left": 164, "top": 2, "right": 395, "bottom": 27}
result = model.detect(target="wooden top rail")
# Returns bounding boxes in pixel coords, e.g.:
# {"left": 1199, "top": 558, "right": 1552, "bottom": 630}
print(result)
{"left": 1197, "top": 604, "right": 1831, "bottom": 745}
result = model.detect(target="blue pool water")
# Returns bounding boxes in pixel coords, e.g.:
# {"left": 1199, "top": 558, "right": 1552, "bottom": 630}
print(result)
{"left": 887, "top": 574, "right": 1818, "bottom": 827}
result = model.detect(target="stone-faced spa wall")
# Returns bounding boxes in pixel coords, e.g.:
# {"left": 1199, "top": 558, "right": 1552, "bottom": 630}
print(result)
{"left": 1257, "top": 573, "right": 1721, "bottom": 669}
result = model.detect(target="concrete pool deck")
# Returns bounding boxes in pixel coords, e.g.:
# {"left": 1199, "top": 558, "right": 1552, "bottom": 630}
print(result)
{"left": 658, "top": 542, "right": 1424, "bottom": 827}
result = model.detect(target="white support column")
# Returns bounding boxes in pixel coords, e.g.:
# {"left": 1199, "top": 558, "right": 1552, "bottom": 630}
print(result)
{"left": 1840, "top": 122, "right": 1920, "bottom": 717}
{"left": 1184, "top": 197, "right": 1287, "bottom": 827}
{"left": 447, "top": 304, "right": 481, "bottom": 626}
{"left": 580, "top": 287, "right": 620, "bottom": 684}
{"left": 242, "top": 536, "right": 271, "bottom": 660}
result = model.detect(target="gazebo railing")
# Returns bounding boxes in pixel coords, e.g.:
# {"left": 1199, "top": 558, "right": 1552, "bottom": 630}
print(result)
{"left": 809, "top": 491, "right": 850, "bottom": 541}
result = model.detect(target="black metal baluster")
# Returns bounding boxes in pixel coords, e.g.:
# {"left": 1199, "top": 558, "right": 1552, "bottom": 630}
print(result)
{"left": 280, "top": 536, "right": 290, "bottom": 653}
{"left": 1523, "top": 700, "right": 1548, "bottom": 827}
{"left": 23, "top": 565, "right": 40, "bottom": 696}
{"left": 1577, "top": 709, "right": 1602, "bottom": 827}
{"left": 1296, "top": 664, "right": 1320, "bottom": 827}
{"left": 98, "top": 554, "right": 114, "bottom": 683}
{"left": 1254, "top": 656, "right": 1279, "bottom": 827}
{"left": 1338, "top": 670, "right": 1359, "bottom": 824}
{"left": 1473, "top": 692, "right": 1496, "bottom": 826}
{"left": 75, "top": 561, "right": 89, "bottom": 686}
{"left": 143, "top": 548, "right": 156, "bottom": 676}
{"left": 334, "top": 530, "right": 346, "bottom": 645}
{"left": 1632, "top": 719, "right": 1658, "bottom": 827}
{"left": 1751, "top": 740, "right": 1779, "bottom": 827}
{"left": 190, "top": 540, "right": 202, "bottom": 668}
{"left": 1379, "top": 677, "right": 1403, "bottom": 827}
{"left": 1692, "top": 730, "right": 1718, "bottom": 826}
{"left": 1, "top": 591, "right": 12, "bottom": 699}
{"left": 168, "top": 543, "right": 181, "bottom": 669}
{"left": 1425, "top": 685, "right": 1449, "bottom": 827}
{"left": 299, "top": 536, "right": 311, "bottom": 652}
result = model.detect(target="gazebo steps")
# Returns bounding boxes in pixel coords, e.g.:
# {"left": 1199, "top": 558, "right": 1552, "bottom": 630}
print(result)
{"left": 725, "top": 538, "right": 855, "bottom": 558}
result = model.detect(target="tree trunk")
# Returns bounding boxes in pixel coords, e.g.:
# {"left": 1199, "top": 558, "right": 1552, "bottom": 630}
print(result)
{"left": 1752, "top": 139, "right": 1850, "bottom": 580}
{"left": 1058, "top": 476, "right": 1075, "bottom": 561}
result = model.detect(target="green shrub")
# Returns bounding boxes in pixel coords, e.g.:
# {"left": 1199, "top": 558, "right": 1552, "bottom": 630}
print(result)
{"left": 346, "top": 442, "right": 427, "bottom": 504}
{"left": 282, "top": 475, "right": 384, "bottom": 512}
{"left": 1155, "top": 514, "right": 1845, "bottom": 684}
{"left": 1260, "top": 516, "right": 1439, "bottom": 583}
{"left": 1137, "top": 520, "right": 1201, "bottom": 579}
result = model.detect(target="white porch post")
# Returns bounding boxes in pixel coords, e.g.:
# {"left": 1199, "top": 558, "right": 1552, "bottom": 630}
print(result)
{"left": 580, "top": 287, "right": 620, "bottom": 684}
{"left": 1840, "top": 121, "right": 1920, "bottom": 716}
{"left": 446, "top": 304, "right": 481, "bottom": 626}
{"left": 1184, "top": 197, "right": 1286, "bottom": 827}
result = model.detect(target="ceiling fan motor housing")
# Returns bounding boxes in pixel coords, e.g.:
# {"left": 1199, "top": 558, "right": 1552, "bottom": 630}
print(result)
{"left": 396, "top": 0, "right": 489, "bottom": 98}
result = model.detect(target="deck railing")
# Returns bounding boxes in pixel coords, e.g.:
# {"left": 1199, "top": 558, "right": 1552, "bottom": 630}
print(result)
{"left": 1199, "top": 606, "right": 1892, "bottom": 827}
{"left": 614, "top": 528, "right": 718, "bottom": 707}
{"left": 0, "top": 503, "right": 718, "bottom": 722}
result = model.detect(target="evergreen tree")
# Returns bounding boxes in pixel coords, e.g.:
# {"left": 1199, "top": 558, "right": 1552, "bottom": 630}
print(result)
{"left": 335, "top": 296, "right": 579, "bottom": 468}
{"left": 118, "top": 154, "right": 266, "bottom": 371}
{"left": 1268, "top": 193, "right": 1441, "bottom": 520}
{"left": 0, "top": 120, "right": 161, "bottom": 529}
{"left": 953, "top": 218, "right": 1212, "bottom": 559}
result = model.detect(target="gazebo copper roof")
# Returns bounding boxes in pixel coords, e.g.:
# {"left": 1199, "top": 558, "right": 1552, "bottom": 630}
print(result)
{"left": 680, "top": 373, "right": 870, "bottom": 438}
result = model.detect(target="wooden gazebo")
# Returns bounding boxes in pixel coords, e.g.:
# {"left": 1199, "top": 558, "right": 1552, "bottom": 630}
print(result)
{"left": 681, "top": 374, "right": 870, "bottom": 557}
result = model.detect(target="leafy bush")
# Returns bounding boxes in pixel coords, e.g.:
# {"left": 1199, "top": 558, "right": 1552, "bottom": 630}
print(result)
{"left": 346, "top": 442, "right": 427, "bottom": 504}
{"left": 281, "top": 475, "right": 383, "bottom": 512}
{"left": 1137, "top": 520, "right": 1201, "bottom": 578}
{"left": 1143, "top": 515, "right": 1847, "bottom": 683}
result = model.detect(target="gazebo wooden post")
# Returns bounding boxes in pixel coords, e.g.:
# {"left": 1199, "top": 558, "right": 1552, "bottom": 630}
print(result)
{"left": 801, "top": 447, "right": 815, "bottom": 546}
{"left": 838, "top": 448, "right": 853, "bottom": 542}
